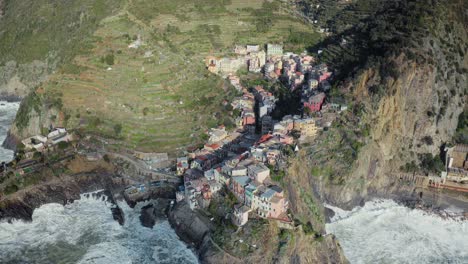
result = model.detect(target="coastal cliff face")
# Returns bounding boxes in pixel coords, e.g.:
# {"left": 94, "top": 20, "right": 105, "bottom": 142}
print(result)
{"left": 0, "top": 0, "right": 123, "bottom": 147}
{"left": 0, "top": 172, "right": 126, "bottom": 221}
{"left": 297, "top": 0, "right": 468, "bottom": 209}
{"left": 0, "top": 61, "right": 51, "bottom": 99}
{"left": 0, "top": 1, "right": 121, "bottom": 99}
{"left": 169, "top": 202, "right": 348, "bottom": 264}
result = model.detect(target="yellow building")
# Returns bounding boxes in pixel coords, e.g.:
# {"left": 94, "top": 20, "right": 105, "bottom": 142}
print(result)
{"left": 293, "top": 118, "right": 319, "bottom": 138}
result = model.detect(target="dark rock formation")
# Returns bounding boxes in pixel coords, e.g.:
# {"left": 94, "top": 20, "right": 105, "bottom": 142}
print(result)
{"left": 124, "top": 185, "right": 177, "bottom": 208}
{"left": 111, "top": 206, "right": 125, "bottom": 225}
{"left": 0, "top": 94, "right": 22, "bottom": 102}
{"left": 139, "top": 199, "right": 171, "bottom": 228}
{"left": 168, "top": 202, "right": 211, "bottom": 248}
{"left": 0, "top": 172, "right": 127, "bottom": 223}
{"left": 2, "top": 131, "right": 19, "bottom": 152}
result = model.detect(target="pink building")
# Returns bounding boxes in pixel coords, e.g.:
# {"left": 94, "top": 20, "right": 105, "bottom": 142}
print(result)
{"left": 319, "top": 72, "right": 332, "bottom": 83}
{"left": 304, "top": 92, "right": 326, "bottom": 112}
{"left": 248, "top": 163, "right": 270, "bottom": 184}
{"left": 269, "top": 196, "right": 288, "bottom": 219}
{"left": 257, "top": 186, "right": 288, "bottom": 220}
{"left": 243, "top": 115, "right": 256, "bottom": 126}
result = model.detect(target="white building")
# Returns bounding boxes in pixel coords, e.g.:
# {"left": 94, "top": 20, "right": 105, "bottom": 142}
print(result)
{"left": 22, "top": 135, "right": 47, "bottom": 152}
{"left": 47, "top": 128, "right": 72, "bottom": 145}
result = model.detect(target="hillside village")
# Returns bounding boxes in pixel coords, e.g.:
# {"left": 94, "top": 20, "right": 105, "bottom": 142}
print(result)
{"left": 174, "top": 43, "right": 468, "bottom": 226}
{"left": 173, "top": 43, "right": 347, "bottom": 227}
{"left": 5, "top": 43, "right": 467, "bottom": 227}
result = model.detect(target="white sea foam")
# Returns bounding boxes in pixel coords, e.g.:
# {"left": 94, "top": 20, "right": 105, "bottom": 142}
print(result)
{"left": 0, "top": 101, "right": 19, "bottom": 162}
{"left": 0, "top": 193, "right": 199, "bottom": 264}
{"left": 326, "top": 199, "right": 468, "bottom": 264}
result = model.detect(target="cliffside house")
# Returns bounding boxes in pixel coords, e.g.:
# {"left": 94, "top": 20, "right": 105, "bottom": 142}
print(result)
{"left": 47, "top": 128, "right": 71, "bottom": 145}
{"left": 293, "top": 117, "right": 319, "bottom": 138}
{"left": 257, "top": 185, "right": 288, "bottom": 220}
{"left": 231, "top": 204, "right": 250, "bottom": 226}
{"left": 304, "top": 92, "right": 326, "bottom": 112}
{"left": 22, "top": 135, "right": 47, "bottom": 152}
{"left": 247, "top": 163, "right": 270, "bottom": 184}
{"left": 230, "top": 176, "right": 251, "bottom": 202}
{"left": 177, "top": 157, "right": 189, "bottom": 176}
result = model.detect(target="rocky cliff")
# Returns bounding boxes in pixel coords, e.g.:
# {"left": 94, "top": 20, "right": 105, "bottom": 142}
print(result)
{"left": 0, "top": 61, "right": 52, "bottom": 99}
{"left": 299, "top": 0, "right": 467, "bottom": 209}
{"left": 0, "top": 172, "right": 127, "bottom": 221}
{"left": 169, "top": 202, "right": 348, "bottom": 264}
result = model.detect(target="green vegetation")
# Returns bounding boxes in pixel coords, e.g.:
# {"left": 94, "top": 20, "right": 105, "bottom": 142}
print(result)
{"left": 100, "top": 53, "right": 115, "bottom": 66}
{"left": 400, "top": 161, "right": 418, "bottom": 173}
{"left": 57, "top": 141, "right": 70, "bottom": 150}
{"left": 271, "top": 169, "right": 286, "bottom": 183}
{"left": 113, "top": 124, "right": 123, "bottom": 136}
{"left": 15, "top": 92, "right": 42, "bottom": 130}
{"left": 311, "top": 0, "right": 450, "bottom": 83}
{"left": 11, "top": 0, "right": 321, "bottom": 154}
{"left": 0, "top": 0, "right": 123, "bottom": 65}
{"left": 418, "top": 153, "right": 445, "bottom": 174}
{"left": 299, "top": 187, "right": 324, "bottom": 224}
{"left": 310, "top": 166, "right": 333, "bottom": 178}
{"left": 4, "top": 184, "right": 18, "bottom": 195}
{"left": 454, "top": 108, "right": 468, "bottom": 144}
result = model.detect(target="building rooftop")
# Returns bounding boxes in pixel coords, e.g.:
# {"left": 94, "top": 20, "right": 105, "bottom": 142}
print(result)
{"left": 248, "top": 163, "right": 269, "bottom": 174}
{"left": 270, "top": 185, "right": 283, "bottom": 193}
{"left": 232, "top": 176, "right": 251, "bottom": 186}
{"left": 234, "top": 204, "right": 251, "bottom": 213}
{"left": 185, "top": 169, "right": 204, "bottom": 180}
{"left": 261, "top": 188, "right": 276, "bottom": 200}
{"left": 309, "top": 92, "right": 326, "bottom": 104}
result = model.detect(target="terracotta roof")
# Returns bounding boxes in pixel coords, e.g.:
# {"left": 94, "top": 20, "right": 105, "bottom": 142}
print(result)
{"left": 205, "top": 143, "right": 220, "bottom": 150}
{"left": 257, "top": 134, "right": 273, "bottom": 144}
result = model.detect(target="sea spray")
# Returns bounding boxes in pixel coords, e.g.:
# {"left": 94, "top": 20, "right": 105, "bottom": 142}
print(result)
{"left": 0, "top": 192, "right": 199, "bottom": 264}
{"left": 326, "top": 199, "right": 468, "bottom": 264}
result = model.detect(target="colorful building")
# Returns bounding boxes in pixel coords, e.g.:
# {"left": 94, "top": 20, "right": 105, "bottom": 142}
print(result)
{"left": 304, "top": 92, "right": 326, "bottom": 112}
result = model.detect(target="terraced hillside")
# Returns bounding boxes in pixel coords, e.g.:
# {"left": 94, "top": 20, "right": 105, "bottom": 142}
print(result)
{"left": 4, "top": 0, "right": 321, "bottom": 154}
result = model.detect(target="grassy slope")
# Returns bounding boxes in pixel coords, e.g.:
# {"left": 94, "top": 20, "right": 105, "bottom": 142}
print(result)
{"left": 0, "top": 0, "right": 123, "bottom": 65}
{"left": 31, "top": 0, "right": 321, "bottom": 154}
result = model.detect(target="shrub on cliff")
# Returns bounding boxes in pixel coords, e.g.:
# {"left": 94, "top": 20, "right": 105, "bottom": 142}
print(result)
{"left": 418, "top": 153, "right": 445, "bottom": 174}
{"left": 4, "top": 184, "right": 18, "bottom": 195}
{"left": 57, "top": 141, "right": 70, "bottom": 150}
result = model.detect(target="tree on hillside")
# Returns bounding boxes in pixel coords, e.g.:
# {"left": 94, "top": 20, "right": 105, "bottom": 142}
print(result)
{"left": 114, "top": 124, "right": 123, "bottom": 136}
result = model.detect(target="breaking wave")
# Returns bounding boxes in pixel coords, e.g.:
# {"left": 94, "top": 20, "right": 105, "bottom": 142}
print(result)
{"left": 326, "top": 199, "right": 468, "bottom": 264}
{"left": 0, "top": 192, "right": 199, "bottom": 264}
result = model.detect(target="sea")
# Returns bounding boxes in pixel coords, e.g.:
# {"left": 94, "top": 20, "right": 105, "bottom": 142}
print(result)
{"left": 0, "top": 101, "right": 199, "bottom": 264}
{"left": 3, "top": 100, "right": 468, "bottom": 263}
{"left": 0, "top": 100, "right": 19, "bottom": 163}
{"left": 0, "top": 193, "right": 199, "bottom": 264}
{"left": 326, "top": 199, "right": 468, "bottom": 264}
